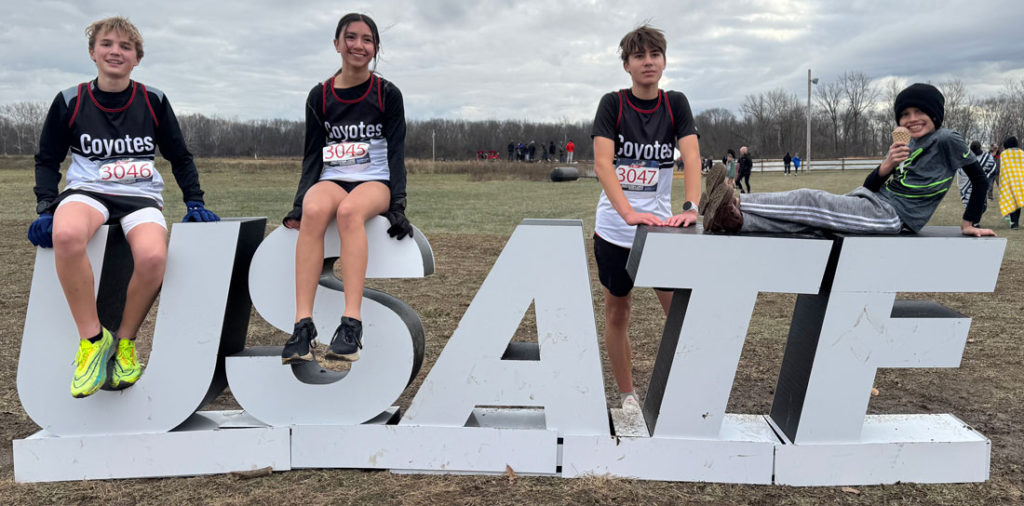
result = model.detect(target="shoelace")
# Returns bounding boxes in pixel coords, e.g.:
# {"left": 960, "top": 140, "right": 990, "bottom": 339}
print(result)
{"left": 332, "top": 325, "right": 363, "bottom": 349}
{"left": 118, "top": 343, "right": 136, "bottom": 364}
{"left": 287, "top": 325, "right": 315, "bottom": 346}
{"left": 74, "top": 341, "right": 90, "bottom": 366}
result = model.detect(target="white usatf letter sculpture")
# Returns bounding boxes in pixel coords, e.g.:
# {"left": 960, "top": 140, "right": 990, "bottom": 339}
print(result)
{"left": 769, "top": 228, "right": 1005, "bottom": 485}
{"left": 289, "top": 219, "right": 604, "bottom": 474}
{"left": 15, "top": 216, "right": 1006, "bottom": 486}
{"left": 402, "top": 219, "right": 607, "bottom": 436}
{"left": 16, "top": 218, "right": 290, "bottom": 482}
{"left": 562, "top": 225, "right": 833, "bottom": 483}
{"left": 229, "top": 216, "right": 433, "bottom": 426}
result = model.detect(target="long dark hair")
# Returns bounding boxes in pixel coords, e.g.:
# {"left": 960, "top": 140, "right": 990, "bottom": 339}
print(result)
{"left": 334, "top": 13, "right": 381, "bottom": 74}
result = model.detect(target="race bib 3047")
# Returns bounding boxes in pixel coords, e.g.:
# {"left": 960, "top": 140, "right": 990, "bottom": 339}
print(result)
{"left": 616, "top": 159, "right": 660, "bottom": 193}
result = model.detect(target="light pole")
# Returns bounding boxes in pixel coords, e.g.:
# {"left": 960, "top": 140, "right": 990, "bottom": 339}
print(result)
{"left": 806, "top": 69, "right": 818, "bottom": 171}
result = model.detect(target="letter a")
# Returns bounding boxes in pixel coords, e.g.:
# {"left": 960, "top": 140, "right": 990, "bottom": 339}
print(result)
{"left": 402, "top": 219, "right": 608, "bottom": 437}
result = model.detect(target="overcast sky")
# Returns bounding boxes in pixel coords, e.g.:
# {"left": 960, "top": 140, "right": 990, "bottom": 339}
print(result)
{"left": 2, "top": 0, "right": 1022, "bottom": 123}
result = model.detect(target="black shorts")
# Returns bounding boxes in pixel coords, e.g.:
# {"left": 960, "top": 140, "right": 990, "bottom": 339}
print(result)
{"left": 594, "top": 233, "right": 672, "bottom": 297}
{"left": 328, "top": 179, "right": 388, "bottom": 193}
{"left": 51, "top": 189, "right": 161, "bottom": 223}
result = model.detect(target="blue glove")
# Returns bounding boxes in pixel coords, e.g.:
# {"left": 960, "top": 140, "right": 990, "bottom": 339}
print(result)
{"left": 28, "top": 214, "right": 54, "bottom": 248}
{"left": 182, "top": 201, "right": 220, "bottom": 222}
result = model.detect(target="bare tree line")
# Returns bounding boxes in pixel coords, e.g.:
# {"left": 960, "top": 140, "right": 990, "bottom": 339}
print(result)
{"left": 3, "top": 76, "right": 1023, "bottom": 161}
{"left": 697, "top": 75, "right": 1024, "bottom": 161}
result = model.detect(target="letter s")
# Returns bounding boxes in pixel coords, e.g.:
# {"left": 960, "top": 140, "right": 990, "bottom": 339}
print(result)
{"left": 227, "top": 216, "right": 434, "bottom": 426}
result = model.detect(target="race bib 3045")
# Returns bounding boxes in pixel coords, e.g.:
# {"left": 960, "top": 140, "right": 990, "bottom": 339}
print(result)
{"left": 323, "top": 142, "right": 371, "bottom": 167}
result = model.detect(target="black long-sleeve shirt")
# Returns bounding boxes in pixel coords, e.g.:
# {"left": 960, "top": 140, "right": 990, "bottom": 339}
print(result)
{"left": 288, "top": 76, "right": 407, "bottom": 218}
{"left": 33, "top": 80, "right": 204, "bottom": 212}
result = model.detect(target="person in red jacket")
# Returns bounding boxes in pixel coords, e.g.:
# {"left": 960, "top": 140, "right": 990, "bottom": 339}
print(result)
{"left": 566, "top": 140, "right": 576, "bottom": 164}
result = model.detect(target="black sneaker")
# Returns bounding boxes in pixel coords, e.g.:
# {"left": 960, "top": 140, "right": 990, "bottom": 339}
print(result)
{"left": 281, "top": 318, "right": 317, "bottom": 364}
{"left": 326, "top": 316, "right": 363, "bottom": 362}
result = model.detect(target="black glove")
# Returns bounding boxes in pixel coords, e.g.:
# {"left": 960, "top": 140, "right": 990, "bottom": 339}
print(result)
{"left": 383, "top": 199, "right": 413, "bottom": 240}
{"left": 283, "top": 207, "right": 302, "bottom": 227}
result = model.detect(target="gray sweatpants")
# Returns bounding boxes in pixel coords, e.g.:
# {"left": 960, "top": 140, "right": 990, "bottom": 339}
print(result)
{"left": 740, "top": 186, "right": 903, "bottom": 234}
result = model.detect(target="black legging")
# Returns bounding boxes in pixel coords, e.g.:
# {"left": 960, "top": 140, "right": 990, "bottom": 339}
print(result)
{"left": 737, "top": 172, "right": 751, "bottom": 193}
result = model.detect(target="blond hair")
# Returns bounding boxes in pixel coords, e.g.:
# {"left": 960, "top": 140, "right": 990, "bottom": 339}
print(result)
{"left": 87, "top": 17, "right": 144, "bottom": 59}
{"left": 619, "top": 24, "right": 666, "bottom": 63}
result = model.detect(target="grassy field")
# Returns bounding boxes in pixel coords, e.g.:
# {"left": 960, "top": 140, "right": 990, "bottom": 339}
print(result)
{"left": 1, "top": 156, "right": 1022, "bottom": 504}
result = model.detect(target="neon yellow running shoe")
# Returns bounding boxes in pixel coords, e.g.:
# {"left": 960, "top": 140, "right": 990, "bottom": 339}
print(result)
{"left": 108, "top": 338, "right": 142, "bottom": 390}
{"left": 70, "top": 328, "right": 115, "bottom": 398}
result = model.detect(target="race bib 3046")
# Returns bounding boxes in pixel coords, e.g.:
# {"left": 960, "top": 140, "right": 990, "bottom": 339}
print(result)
{"left": 98, "top": 159, "right": 155, "bottom": 184}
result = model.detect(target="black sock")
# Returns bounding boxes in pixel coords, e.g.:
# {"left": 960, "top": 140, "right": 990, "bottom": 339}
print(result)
{"left": 87, "top": 331, "right": 103, "bottom": 343}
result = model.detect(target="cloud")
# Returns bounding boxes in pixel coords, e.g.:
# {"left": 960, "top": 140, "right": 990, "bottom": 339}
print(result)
{"left": 2, "top": 0, "right": 1021, "bottom": 123}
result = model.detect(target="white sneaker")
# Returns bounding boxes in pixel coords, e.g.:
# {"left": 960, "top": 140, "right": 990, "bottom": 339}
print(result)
{"left": 622, "top": 393, "right": 641, "bottom": 411}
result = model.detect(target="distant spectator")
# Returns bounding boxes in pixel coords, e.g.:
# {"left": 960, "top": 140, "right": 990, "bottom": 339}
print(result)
{"left": 549, "top": 141, "right": 556, "bottom": 159}
{"left": 737, "top": 146, "right": 753, "bottom": 193}
{"left": 999, "top": 136, "right": 1022, "bottom": 229}
{"left": 792, "top": 153, "right": 801, "bottom": 174}
{"left": 528, "top": 140, "right": 536, "bottom": 162}
{"left": 508, "top": 141, "right": 514, "bottom": 161}
{"left": 783, "top": 152, "right": 792, "bottom": 174}
{"left": 957, "top": 140, "right": 996, "bottom": 223}
{"left": 566, "top": 140, "right": 575, "bottom": 163}
{"left": 725, "top": 149, "right": 737, "bottom": 187}
{"left": 989, "top": 143, "right": 1000, "bottom": 201}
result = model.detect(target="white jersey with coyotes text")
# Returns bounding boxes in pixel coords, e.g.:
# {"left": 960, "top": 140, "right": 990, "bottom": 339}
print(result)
{"left": 63, "top": 81, "right": 165, "bottom": 205}
{"left": 319, "top": 75, "right": 391, "bottom": 183}
{"left": 595, "top": 89, "right": 677, "bottom": 248}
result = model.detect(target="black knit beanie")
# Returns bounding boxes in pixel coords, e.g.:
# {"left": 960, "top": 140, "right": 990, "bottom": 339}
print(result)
{"left": 894, "top": 83, "right": 945, "bottom": 130}
{"left": 1004, "top": 136, "right": 1019, "bottom": 149}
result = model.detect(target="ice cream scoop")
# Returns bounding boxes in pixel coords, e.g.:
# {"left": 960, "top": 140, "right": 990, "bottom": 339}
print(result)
{"left": 892, "top": 126, "right": 911, "bottom": 145}
{"left": 891, "top": 127, "right": 912, "bottom": 171}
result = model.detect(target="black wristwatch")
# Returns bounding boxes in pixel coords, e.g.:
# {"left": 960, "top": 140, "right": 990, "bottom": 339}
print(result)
{"left": 36, "top": 200, "right": 53, "bottom": 215}
{"left": 682, "top": 201, "right": 699, "bottom": 214}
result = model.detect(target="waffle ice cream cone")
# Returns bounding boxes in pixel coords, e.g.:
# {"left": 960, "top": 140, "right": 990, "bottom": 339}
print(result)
{"left": 892, "top": 126, "right": 911, "bottom": 145}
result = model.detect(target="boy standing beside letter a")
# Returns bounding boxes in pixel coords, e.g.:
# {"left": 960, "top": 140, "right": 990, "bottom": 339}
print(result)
{"left": 591, "top": 25, "right": 702, "bottom": 414}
